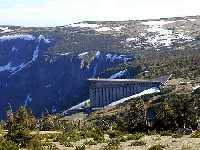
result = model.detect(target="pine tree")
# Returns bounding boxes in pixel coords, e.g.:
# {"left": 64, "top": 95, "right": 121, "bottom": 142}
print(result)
{"left": 5, "top": 106, "right": 36, "bottom": 147}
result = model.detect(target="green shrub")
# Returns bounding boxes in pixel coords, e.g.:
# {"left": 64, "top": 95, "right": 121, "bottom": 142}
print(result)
{"left": 118, "top": 136, "right": 127, "bottom": 142}
{"left": 0, "top": 140, "right": 19, "bottom": 150}
{"left": 126, "top": 132, "right": 144, "bottom": 140}
{"left": 5, "top": 106, "right": 36, "bottom": 147}
{"left": 159, "top": 131, "right": 173, "bottom": 136}
{"left": 57, "top": 131, "right": 81, "bottom": 143}
{"left": 57, "top": 134, "right": 73, "bottom": 147}
{"left": 147, "top": 130, "right": 157, "bottom": 135}
{"left": 107, "top": 130, "right": 123, "bottom": 139}
{"left": 26, "top": 139, "right": 43, "bottom": 150}
{"left": 148, "top": 144, "right": 165, "bottom": 150}
{"left": 84, "top": 140, "right": 98, "bottom": 145}
{"left": 130, "top": 140, "right": 146, "bottom": 146}
{"left": 91, "top": 130, "right": 105, "bottom": 143}
{"left": 191, "top": 130, "right": 200, "bottom": 138}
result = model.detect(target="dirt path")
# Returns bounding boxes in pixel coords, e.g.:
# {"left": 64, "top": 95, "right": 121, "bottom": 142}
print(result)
{"left": 52, "top": 135, "right": 200, "bottom": 150}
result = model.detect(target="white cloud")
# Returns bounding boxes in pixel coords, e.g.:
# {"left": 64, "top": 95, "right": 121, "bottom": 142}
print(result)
{"left": 0, "top": 0, "right": 200, "bottom": 27}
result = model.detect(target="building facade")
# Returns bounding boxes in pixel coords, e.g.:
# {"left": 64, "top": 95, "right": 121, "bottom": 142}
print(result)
{"left": 89, "top": 79, "right": 161, "bottom": 108}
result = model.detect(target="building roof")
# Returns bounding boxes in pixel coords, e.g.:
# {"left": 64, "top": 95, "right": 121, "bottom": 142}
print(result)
{"left": 88, "top": 78, "right": 161, "bottom": 83}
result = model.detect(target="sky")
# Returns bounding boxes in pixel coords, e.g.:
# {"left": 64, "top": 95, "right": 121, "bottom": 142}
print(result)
{"left": 0, "top": 0, "right": 200, "bottom": 27}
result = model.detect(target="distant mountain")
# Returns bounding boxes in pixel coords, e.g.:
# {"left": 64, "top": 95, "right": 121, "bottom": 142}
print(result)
{"left": 0, "top": 15, "right": 200, "bottom": 118}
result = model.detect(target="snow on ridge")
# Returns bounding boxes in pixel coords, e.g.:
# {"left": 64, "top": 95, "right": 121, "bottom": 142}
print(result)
{"left": 107, "top": 87, "right": 160, "bottom": 107}
{"left": 141, "top": 20, "right": 175, "bottom": 26}
{"left": 38, "top": 35, "right": 50, "bottom": 44}
{"left": 141, "top": 20, "right": 194, "bottom": 47}
{"left": 69, "top": 23, "right": 99, "bottom": 28}
{"left": 0, "top": 27, "right": 13, "bottom": 33}
{"left": 68, "top": 23, "right": 124, "bottom": 33}
{"left": 109, "top": 70, "right": 127, "bottom": 79}
{"left": 188, "top": 19, "right": 196, "bottom": 22}
{"left": 95, "top": 27, "right": 111, "bottom": 32}
{"left": 0, "top": 34, "right": 35, "bottom": 42}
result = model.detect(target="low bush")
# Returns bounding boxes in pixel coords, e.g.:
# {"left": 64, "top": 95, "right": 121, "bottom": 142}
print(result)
{"left": 101, "top": 139, "right": 120, "bottom": 150}
{"left": 172, "top": 133, "right": 183, "bottom": 138}
{"left": 107, "top": 130, "right": 123, "bottom": 139}
{"left": 0, "top": 139, "right": 19, "bottom": 150}
{"left": 148, "top": 144, "right": 165, "bottom": 150}
{"left": 84, "top": 140, "right": 98, "bottom": 145}
{"left": 191, "top": 130, "right": 200, "bottom": 138}
{"left": 91, "top": 130, "right": 105, "bottom": 143}
{"left": 126, "top": 132, "right": 144, "bottom": 140}
{"left": 130, "top": 140, "right": 146, "bottom": 146}
{"left": 159, "top": 131, "right": 173, "bottom": 136}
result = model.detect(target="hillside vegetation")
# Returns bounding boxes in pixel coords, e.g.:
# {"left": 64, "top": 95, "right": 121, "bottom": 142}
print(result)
{"left": 0, "top": 86, "right": 200, "bottom": 149}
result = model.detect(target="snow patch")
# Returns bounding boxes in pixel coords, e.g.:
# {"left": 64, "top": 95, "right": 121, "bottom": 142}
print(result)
{"left": 0, "top": 27, "right": 13, "bottom": 33}
{"left": 126, "top": 37, "right": 140, "bottom": 42}
{"left": 193, "top": 85, "right": 200, "bottom": 91}
{"left": 60, "top": 52, "right": 70, "bottom": 56}
{"left": 52, "top": 106, "right": 57, "bottom": 113}
{"left": 0, "top": 62, "right": 13, "bottom": 72}
{"left": 114, "top": 26, "right": 124, "bottom": 31}
{"left": 62, "top": 99, "right": 90, "bottom": 115}
{"left": 95, "top": 27, "right": 111, "bottom": 32}
{"left": 107, "top": 87, "right": 160, "bottom": 107}
{"left": 0, "top": 34, "right": 35, "bottom": 42}
{"left": 141, "top": 20, "right": 175, "bottom": 26}
{"left": 69, "top": 23, "right": 99, "bottom": 28}
{"left": 11, "top": 46, "right": 18, "bottom": 52}
{"left": 24, "top": 94, "right": 32, "bottom": 108}
{"left": 78, "top": 52, "right": 89, "bottom": 58}
{"left": 38, "top": 35, "right": 50, "bottom": 44}
{"left": 95, "top": 51, "right": 101, "bottom": 58}
{"left": 109, "top": 70, "right": 127, "bottom": 79}
{"left": 188, "top": 19, "right": 196, "bottom": 22}
{"left": 141, "top": 20, "right": 193, "bottom": 47}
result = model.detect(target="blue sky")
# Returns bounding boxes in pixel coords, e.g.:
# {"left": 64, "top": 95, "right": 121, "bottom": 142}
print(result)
{"left": 0, "top": 0, "right": 200, "bottom": 27}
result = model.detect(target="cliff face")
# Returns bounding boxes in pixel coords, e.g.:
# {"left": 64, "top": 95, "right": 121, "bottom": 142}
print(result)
{"left": 0, "top": 34, "right": 133, "bottom": 118}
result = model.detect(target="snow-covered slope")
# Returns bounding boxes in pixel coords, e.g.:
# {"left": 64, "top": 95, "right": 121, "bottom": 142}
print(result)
{"left": 107, "top": 87, "right": 160, "bottom": 107}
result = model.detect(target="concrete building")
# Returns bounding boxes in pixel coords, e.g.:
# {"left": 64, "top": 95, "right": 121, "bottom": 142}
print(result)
{"left": 88, "top": 78, "right": 161, "bottom": 108}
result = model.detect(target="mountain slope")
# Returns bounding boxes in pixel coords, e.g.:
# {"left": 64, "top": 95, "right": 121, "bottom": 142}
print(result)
{"left": 0, "top": 15, "right": 200, "bottom": 118}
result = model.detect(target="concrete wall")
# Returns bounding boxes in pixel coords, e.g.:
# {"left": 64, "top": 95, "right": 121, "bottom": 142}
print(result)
{"left": 89, "top": 79, "right": 160, "bottom": 108}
